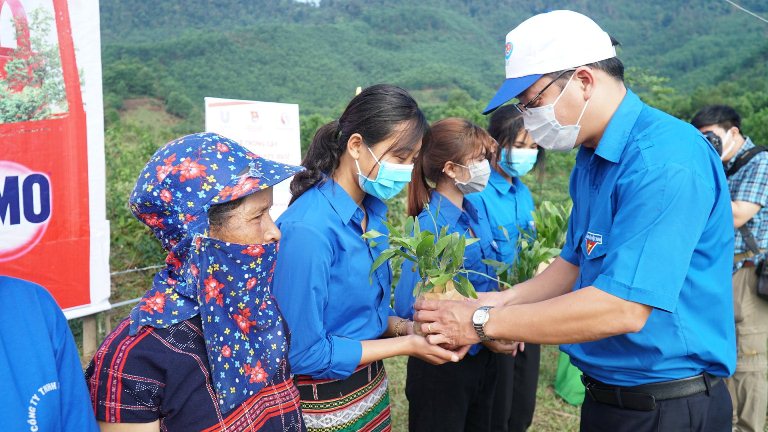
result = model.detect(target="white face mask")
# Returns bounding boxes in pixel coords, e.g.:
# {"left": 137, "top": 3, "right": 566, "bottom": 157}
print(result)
{"left": 522, "top": 73, "right": 590, "bottom": 152}
{"left": 454, "top": 159, "right": 491, "bottom": 195}
{"left": 720, "top": 130, "right": 734, "bottom": 161}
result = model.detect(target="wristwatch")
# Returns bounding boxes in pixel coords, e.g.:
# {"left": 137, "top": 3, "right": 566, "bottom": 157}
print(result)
{"left": 472, "top": 306, "right": 494, "bottom": 342}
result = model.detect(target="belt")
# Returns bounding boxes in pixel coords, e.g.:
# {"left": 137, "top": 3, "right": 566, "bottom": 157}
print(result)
{"left": 735, "top": 250, "right": 766, "bottom": 264}
{"left": 581, "top": 374, "right": 721, "bottom": 411}
{"left": 294, "top": 360, "right": 384, "bottom": 401}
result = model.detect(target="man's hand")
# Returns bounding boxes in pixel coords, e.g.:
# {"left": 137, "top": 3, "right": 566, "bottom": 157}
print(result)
{"left": 476, "top": 290, "right": 510, "bottom": 307}
{"left": 414, "top": 297, "right": 480, "bottom": 347}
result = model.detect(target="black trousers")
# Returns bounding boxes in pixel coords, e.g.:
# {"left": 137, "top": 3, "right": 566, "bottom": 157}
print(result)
{"left": 491, "top": 344, "right": 541, "bottom": 432}
{"left": 580, "top": 377, "right": 732, "bottom": 432}
{"left": 406, "top": 347, "right": 497, "bottom": 432}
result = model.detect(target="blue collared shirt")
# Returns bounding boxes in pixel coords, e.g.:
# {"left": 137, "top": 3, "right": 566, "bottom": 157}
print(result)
{"left": 467, "top": 169, "right": 536, "bottom": 264}
{"left": 724, "top": 137, "right": 768, "bottom": 269}
{"left": 273, "top": 179, "right": 394, "bottom": 379}
{"left": 394, "top": 191, "right": 500, "bottom": 355}
{"left": 559, "top": 90, "right": 736, "bottom": 386}
{"left": 1, "top": 277, "right": 99, "bottom": 432}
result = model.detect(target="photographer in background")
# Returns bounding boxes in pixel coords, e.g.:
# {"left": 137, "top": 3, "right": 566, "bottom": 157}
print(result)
{"left": 693, "top": 105, "right": 768, "bottom": 432}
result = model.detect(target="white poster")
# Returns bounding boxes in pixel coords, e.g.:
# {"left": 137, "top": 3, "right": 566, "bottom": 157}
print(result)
{"left": 205, "top": 97, "right": 302, "bottom": 219}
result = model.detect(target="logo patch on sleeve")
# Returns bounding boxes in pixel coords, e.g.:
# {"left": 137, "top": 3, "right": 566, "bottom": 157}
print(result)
{"left": 585, "top": 232, "right": 603, "bottom": 255}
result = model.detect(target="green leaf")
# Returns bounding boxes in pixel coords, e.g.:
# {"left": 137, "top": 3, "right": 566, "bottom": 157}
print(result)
{"left": 429, "top": 273, "right": 452, "bottom": 287}
{"left": 416, "top": 232, "right": 435, "bottom": 254}
{"left": 434, "top": 234, "right": 452, "bottom": 255}
{"left": 455, "top": 274, "right": 477, "bottom": 298}
{"left": 453, "top": 235, "right": 465, "bottom": 268}
{"left": 369, "top": 249, "right": 396, "bottom": 276}
{"left": 361, "top": 229, "right": 385, "bottom": 240}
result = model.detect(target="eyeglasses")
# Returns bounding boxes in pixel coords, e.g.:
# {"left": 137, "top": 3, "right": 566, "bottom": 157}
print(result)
{"left": 513, "top": 69, "right": 576, "bottom": 113}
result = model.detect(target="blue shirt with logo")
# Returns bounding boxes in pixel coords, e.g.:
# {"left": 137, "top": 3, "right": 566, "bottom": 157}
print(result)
{"left": 394, "top": 191, "right": 500, "bottom": 355}
{"left": 559, "top": 90, "right": 736, "bottom": 386}
{"left": 0, "top": 276, "right": 99, "bottom": 432}
{"left": 273, "top": 179, "right": 394, "bottom": 380}
{"left": 467, "top": 169, "right": 536, "bottom": 264}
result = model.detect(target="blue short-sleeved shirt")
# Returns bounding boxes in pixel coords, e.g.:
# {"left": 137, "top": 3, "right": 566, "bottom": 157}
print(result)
{"left": 273, "top": 179, "right": 394, "bottom": 379}
{"left": 0, "top": 276, "right": 99, "bottom": 432}
{"left": 394, "top": 191, "right": 500, "bottom": 355}
{"left": 725, "top": 137, "right": 768, "bottom": 269}
{"left": 467, "top": 169, "right": 536, "bottom": 264}
{"left": 559, "top": 90, "right": 736, "bottom": 386}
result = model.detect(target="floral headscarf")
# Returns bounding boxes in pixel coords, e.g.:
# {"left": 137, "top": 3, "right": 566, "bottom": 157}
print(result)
{"left": 127, "top": 132, "right": 303, "bottom": 409}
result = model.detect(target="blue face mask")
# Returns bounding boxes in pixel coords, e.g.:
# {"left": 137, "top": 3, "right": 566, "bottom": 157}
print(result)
{"left": 499, "top": 148, "right": 538, "bottom": 177}
{"left": 356, "top": 146, "right": 413, "bottom": 200}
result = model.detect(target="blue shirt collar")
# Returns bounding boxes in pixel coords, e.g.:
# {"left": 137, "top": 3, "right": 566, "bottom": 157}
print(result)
{"left": 428, "top": 190, "right": 480, "bottom": 226}
{"left": 594, "top": 89, "right": 644, "bottom": 164}
{"left": 488, "top": 169, "right": 514, "bottom": 194}
{"left": 317, "top": 177, "right": 387, "bottom": 224}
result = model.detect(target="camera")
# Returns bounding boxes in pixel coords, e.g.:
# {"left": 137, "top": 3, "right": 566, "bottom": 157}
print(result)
{"left": 703, "top": 131, "right": 723, "bottom": 155}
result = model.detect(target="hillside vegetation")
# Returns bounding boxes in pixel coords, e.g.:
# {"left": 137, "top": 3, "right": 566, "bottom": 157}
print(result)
{"left": 99, "top": 0, "right": 768, "bottom": 274}
{"left": 99, "top": 0, "right": 768, "bottom": 127}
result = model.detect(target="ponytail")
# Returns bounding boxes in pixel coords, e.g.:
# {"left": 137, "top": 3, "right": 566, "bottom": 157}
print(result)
{"left": 407, "top": 151, "right": 432, "bottom": 217}
{"left": 289, "top": 120, "right": 341, "bottom": 204}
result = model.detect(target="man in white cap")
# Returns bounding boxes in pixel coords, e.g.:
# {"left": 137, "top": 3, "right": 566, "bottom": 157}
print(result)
{"left": 415, "top": 10, "right": 736, "bottom": 431}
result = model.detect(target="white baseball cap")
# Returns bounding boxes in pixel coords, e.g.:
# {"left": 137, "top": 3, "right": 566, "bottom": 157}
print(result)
{"left": 483, "top": 10, "right": 616, "bottom": 114}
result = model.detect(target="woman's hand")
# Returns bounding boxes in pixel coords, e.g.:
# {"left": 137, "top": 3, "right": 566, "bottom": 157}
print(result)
{"left": 405, "top": 334, "right": 470, "bottom": 365}
{"left": 483, "top": 340, "right": 524, "bottom": 356}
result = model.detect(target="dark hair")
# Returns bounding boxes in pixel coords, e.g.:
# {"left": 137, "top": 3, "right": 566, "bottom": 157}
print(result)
{"left": 691, "top": 105, "right": 742, "bottom": 131}
{"left": 207, "top": 196, "right": 244, "bottom": 232}
{"left": 290, "top": 84, "right": 428, "bottom": 203}
{"left": 208, "top": 164, "right": 250, "bottom": 231}
{"left": 408, "top": 118, "right": 495, "bottom": 217}
{"left": 487, "top": 104, "right": 545, "bottom": 172}
{"left": 545, "top": 36, "right": 624, "bottom": 84}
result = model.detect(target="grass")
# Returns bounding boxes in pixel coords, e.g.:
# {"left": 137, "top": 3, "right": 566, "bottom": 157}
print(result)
{"left": 384, "top": 344, "right": 581, "bottom": 431}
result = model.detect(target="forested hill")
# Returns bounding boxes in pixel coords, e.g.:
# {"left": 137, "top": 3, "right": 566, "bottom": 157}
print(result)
{"left": 98, "top": 0, "right": 768, "bottom": 121}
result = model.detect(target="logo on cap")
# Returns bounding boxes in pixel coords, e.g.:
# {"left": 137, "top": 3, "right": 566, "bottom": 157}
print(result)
{"left": 585, "top": 232, "right": 602, "bottom": 256}
{"left": 504, "top": 42, "right": 513, "bottom": 60}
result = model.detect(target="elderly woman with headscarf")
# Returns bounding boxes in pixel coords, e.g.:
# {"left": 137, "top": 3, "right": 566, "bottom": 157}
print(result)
{"left": 85, "top": 133, "right": 306, "bottom": 431}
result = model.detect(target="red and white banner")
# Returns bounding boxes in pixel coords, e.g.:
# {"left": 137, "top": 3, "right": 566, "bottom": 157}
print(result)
{"left": 205, "top": 97, "right": 302, "bottom": 219}
{"left": 0, "top": 0, "right": 110, "bottom": 319}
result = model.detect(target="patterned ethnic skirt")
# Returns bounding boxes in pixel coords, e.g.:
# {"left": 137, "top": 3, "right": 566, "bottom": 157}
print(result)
{"left": 295, "top": 360, "right": 392, "bottom": 432}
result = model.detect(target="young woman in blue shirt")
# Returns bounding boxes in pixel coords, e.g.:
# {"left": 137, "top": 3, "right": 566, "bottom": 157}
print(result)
{"left": 466, "top": 105, "right": 541, "bottom": 432}
{"left": 394, "top": 117, "right": 516, "bottom": 432}
{"left": 272, "top": 85, "right": 463, "bottom": 432}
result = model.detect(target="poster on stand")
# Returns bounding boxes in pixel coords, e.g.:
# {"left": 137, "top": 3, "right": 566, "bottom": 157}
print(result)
{"left": 0, "top": 0, "right": 110, "bottom": 319}
{"left": 205, "top": 97, "right": 302, "bottom": 219}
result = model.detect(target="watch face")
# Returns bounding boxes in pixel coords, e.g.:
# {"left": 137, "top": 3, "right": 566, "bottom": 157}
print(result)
{"left": 472, "top": 308, "right": 487, "bottom": 325}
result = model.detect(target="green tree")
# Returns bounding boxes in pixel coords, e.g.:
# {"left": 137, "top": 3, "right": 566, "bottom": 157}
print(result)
{"left": 0, "top": 8, "right": 67, "bottom": 123}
